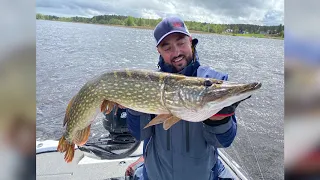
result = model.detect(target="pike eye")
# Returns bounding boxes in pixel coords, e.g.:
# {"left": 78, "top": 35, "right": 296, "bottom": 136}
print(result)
{"left": 204, "top": 80, "right": 212, "bottom": 87}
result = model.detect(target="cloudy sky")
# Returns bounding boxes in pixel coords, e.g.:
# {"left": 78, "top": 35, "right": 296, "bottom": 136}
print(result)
{"left": 36, "top": 0, "right": 283, "bottom": 26}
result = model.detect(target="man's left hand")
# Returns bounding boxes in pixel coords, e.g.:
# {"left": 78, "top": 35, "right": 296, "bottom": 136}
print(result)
{"left": 209, "top": 114, "right": 233, "bottom": 121}
{"left": 208, "top": 95, "right": 252, "bottom": 121}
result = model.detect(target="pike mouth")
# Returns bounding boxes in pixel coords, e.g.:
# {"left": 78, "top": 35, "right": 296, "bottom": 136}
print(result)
{"left": 199, "top": 81, "right": 262, "bottom": 118}
{"left": 231, "top": 82, "right": 262, "bottom": 96}
{"left": 221, "top": 82, "right": 262, "bottom": 93}
{"left": 243, "top": 82, "right": 262, "bottom": 92}
{"left": 203, "top": 82, "right": 262, "bottom": 103}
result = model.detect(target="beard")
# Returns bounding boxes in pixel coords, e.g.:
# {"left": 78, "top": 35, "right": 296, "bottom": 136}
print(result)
{"left": 171, "top": 54, "right": 193, "bottom": 72}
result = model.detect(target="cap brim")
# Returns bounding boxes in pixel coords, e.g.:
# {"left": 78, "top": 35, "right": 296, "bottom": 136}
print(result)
{"left": 156, "top": 30, "right": 190, "bottom": 47}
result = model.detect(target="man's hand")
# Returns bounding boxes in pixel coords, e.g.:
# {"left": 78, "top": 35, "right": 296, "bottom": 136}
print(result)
{"left": 125, "top": 156, "right": 144, "bottom": 176}
{"left": 209, "top": 114, "right": 233, "bottom": 121}
{"left": 208, "top": 96, "right": 252, "bottom": 121}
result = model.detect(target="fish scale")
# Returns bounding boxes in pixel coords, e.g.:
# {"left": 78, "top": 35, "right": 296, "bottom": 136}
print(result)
{"left": 99, "top": 70, "right": 168, "bottom": 114}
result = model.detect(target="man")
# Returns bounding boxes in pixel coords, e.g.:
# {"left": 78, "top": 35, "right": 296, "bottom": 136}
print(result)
{"left": 125, "top": 16, "right": 239, "bottom": 180}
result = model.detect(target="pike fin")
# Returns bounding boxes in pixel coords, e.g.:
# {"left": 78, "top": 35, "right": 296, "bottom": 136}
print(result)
{"left": 101, "top": 100, "right": 117, "bottom": 114}
{"left": 101, "top": 99, "right": 109, "bottom": 113}
{"left": 63, "top": 96, "right": 76, "bottom": 127}
{"left": 74, "top": 124, "right": 91, "bottom": 146}
{"left": 143, "top": 114, "right": 172, "bottom": 129}
{"left": 57, "top": 135, "right": 67, "bottom": 153}
{"left": 163, "top": 116, "right": 181, "bottom": 130}
{"left": 57, "top": 135, "right": 75, "bottom": 163}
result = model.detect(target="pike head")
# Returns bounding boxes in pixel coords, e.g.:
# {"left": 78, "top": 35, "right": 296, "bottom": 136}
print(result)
{"left": 162, "top": 76, "right": 262, "bottom": 122}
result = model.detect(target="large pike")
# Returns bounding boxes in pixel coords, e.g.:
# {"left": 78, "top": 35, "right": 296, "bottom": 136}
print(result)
{"left": 57, "top": 69, "right": 262, "bottom": 162}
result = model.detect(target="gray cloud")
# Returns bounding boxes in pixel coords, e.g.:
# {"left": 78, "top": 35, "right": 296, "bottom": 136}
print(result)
{"left": 36, "top": 0, "right": 284, "bottom": 25}
{"left": 191, "top": 0, "right": 265, "bottom": 18}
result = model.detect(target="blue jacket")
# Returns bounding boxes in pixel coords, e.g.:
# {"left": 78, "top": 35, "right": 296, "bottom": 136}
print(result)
{"left": 126, "top": 40, "right": 237, "bottom": 180}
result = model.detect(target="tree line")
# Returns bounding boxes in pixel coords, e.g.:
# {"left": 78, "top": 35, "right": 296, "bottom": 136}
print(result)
{"left": 36, "top": 13, "right": 284, "bottom": 37}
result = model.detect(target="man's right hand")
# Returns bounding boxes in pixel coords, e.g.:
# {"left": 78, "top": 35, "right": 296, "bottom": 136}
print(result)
{"left": 125, "top": 156, "right": 144, "bottom": 176}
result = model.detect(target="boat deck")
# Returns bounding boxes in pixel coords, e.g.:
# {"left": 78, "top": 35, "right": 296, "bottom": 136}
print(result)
{"left": 36, "top": 140, "right": 247, "bottom": 180}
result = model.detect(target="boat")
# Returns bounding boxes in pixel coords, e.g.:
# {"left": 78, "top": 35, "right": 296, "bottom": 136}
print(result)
{"left": 36, "top": 108, "right": 250, "bottom": 180}
{"left": 36, "top": 140, "right": 249, "bottom": 180}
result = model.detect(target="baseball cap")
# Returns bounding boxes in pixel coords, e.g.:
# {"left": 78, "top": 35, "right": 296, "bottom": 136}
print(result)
{"left": 153, "top": 16, "right": 190, "bottom": 46}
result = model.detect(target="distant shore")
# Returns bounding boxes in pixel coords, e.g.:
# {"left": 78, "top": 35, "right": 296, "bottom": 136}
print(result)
{"left": 37, "top": 19, "right": 284, "bottom": 40}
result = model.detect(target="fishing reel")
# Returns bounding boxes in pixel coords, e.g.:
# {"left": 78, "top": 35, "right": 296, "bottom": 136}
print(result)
{"left": 79, "top": 106, "right": 141, "bottom": 160}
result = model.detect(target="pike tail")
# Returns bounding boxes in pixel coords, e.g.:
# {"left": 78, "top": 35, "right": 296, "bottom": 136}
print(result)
{"left": 57, "top": 125, "right": 91, "bottom": 163}
{"left": 57, "top": 135, "right": 75, "bottom": 163}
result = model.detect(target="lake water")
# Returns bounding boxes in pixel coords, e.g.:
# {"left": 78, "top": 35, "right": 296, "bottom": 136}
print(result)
{"left": 36, "top": 20, "right": 284, "bottom": 180}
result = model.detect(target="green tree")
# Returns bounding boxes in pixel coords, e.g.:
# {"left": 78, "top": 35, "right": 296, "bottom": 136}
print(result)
{"left": 125, "top": 16, "right": 136, "bottom": 26}
{"left": 232, "top": 25, "right": 239, "bottom": 34}
{"left": 36, "top": 13, "right": 44, "bottom": 19}
{"left": 278, "top": 24, "right": 283, "bottom": 34}
{"left": 98, "top": 19, "right": 107, "bottom": 24}
{"left": 109, "top": 18, "right": 123, "bottom": 25}
{"left": 280, "top": 30, "right": 284, "bottom": 38}
{"left": 216, "top": 24, "right": 223, "bottom": 34}
{"left": 137, "top": 18, "right": 145, "bottom": 26}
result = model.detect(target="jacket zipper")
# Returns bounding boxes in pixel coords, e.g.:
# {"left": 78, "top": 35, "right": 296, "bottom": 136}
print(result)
{"left": 167, "top": 129, "right": 170, "bottom": 150}
{"left": 145, "top": 136, "right": 152, "bottom": 158}
{"left": 186, "top": 121, "right": 189, "bottom": 152}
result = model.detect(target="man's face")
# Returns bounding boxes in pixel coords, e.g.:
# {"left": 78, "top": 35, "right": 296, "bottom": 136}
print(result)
{"left": 157, "top": 33, "right": 193, "bottom": 72}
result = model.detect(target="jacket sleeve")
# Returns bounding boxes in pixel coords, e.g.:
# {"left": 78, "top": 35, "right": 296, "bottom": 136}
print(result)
{"left": 126, "top": 109, "right": 154, "bottom": 141}
{"left": 197, "top": 66, "right": 237, "bottom": 148}
{"left": 202, "top": 115, "right": 237, "bottom": 148}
